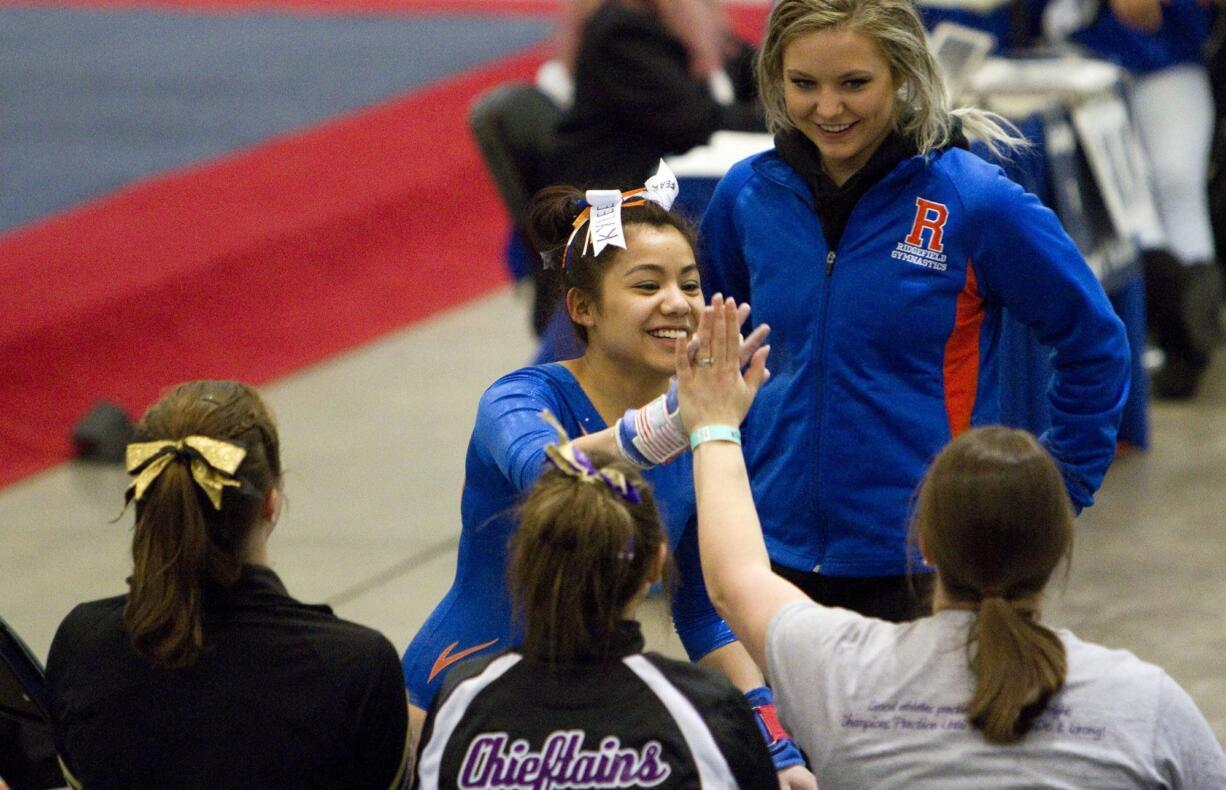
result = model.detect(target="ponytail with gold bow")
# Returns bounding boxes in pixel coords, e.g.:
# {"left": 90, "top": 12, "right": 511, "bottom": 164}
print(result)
{"left": 122, "top": 381, "right": 281, "bottom": 669}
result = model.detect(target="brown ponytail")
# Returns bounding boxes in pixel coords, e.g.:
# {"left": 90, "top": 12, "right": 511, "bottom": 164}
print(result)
{"left": 510, "top": 463, "right": 667, "bottom": 664}
{"left": 124, "top": 381, "right": 281, "bottom": 669}
{"left": 915, "top": 427, "right": 1074, "bottom": 743}
{"left": 968, "top": 597, "right": 1067, "bottom": 741}
{"left": 524, "top": 184, "right": 697, "bottom": 343}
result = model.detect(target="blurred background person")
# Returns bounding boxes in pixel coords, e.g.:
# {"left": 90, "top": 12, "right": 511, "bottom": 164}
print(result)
{"left": 1046, "top": 0, "right": 1224, "bottom": 397}
{"left": 552, "top": 0, "right": 764, "bottom": 188}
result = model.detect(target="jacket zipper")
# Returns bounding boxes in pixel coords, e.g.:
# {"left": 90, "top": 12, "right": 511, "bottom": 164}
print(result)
{"left": 759, "top": 152, "right": 912, "bottom": 576}
{"left": 810, "top": 247, "right": 838, "bottom": 573}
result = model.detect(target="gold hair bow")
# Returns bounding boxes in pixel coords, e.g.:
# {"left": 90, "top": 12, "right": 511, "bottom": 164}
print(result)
{"left": 125, "top": 435, "right": 247, "bottom": 510}
{"left": 540, "top": 411, "right": 640, "bottom": 505}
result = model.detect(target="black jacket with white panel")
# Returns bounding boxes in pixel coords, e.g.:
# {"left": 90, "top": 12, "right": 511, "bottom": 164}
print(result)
{"left": 413, "top": 622, "right": 776, "bottom": 790}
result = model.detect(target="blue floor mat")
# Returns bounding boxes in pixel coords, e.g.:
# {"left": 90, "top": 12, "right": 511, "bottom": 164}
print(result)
{"left": 0, "top": 7, "right": 551, "bottom": 232}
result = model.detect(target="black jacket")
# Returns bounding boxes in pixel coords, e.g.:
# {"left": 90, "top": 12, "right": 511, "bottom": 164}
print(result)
{"left": 45, "top": 565, "right": 409, "bottom": 789}
{"left": 414, "top": 622, "right": 775, "bottom": 789}
{"left": 555, "top": 0, "right": 763, "bottom": 190}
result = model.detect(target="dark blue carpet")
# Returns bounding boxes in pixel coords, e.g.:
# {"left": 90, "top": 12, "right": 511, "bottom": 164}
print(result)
{"left": 0, "top": 7, "right": 551, "bottom": 232}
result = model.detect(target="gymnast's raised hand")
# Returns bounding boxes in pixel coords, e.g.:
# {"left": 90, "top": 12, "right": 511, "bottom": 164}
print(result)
{"left": 676, "top": 294, "right": 771, "bottom": 434}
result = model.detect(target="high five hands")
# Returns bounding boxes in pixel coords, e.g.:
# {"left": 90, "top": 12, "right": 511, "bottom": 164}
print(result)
{"left": 688, "top": 300, "right": 770, "bottom": 371}
{"left": 676, "top": 294, "right": 772, "bottom": 433}
{"left": 609, "top": 297, "right": 768, "bottom": 470}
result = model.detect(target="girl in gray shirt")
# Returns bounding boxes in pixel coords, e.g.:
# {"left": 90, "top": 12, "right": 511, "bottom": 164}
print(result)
{"left": 676, "top": 295, "right": 1226, "bottom": 788}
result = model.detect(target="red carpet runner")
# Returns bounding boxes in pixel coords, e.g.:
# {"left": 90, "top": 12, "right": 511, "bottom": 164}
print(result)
{"left": 0, "top": 0, "right": 562, "bottom": 13}
{"left": 0, "top": 47, "right": 548, "bottom": 487}
{"left": 0, "top": 3, "right": 767, "bottom": 488}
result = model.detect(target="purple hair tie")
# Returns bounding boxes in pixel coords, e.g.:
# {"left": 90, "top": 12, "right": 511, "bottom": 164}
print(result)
{"left": 540, "top": 410, "right": 642, "bottom": 506}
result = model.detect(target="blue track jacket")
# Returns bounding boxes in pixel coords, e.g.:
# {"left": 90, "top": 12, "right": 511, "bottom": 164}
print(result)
{"left": 701, "top": 146, "right": 1131, "bottom": 576}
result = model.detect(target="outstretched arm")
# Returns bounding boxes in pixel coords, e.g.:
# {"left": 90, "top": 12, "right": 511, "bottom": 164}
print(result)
{"left": 676, "top": 296, "right": 806, "bottom": 670}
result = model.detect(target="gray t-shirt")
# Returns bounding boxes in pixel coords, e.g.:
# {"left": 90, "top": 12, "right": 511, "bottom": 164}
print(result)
{"left": 766, "top": 599, "right": 1226, "bottom": 789}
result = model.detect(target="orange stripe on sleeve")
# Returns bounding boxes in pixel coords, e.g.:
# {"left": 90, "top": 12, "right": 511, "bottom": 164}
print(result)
{"left": 943, "top": 259, "right": 984, "bottom": 437}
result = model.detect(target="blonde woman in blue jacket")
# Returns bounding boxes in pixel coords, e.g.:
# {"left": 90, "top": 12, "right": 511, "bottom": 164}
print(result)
{"left": 700, "top": 0, "right": 1131, "bottom": 622}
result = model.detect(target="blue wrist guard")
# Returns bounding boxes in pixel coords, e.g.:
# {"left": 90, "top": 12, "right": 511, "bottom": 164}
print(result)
{"left": 745, "top": 685, "right": 805, "bottom": 771}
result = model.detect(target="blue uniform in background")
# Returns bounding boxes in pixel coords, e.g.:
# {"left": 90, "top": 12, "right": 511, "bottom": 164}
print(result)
{"left": 402, "top": 363, "right": 733, "bottom": 709}
{"left": 1070, "top": 0, "right": 1211, "bottom": 73}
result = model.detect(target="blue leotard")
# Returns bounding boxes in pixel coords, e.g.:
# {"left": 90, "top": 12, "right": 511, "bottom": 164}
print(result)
{"left": 402, "top": 363, "right": 733, "bottom": 708}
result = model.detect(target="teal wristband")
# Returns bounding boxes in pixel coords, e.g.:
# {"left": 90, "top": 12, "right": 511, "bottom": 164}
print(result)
{"left": 689, "top": 424, "right": 741, "bottom": 450}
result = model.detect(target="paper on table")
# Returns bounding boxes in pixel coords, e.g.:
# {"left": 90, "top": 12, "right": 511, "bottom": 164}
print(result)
{"left": 665, "top": 131, "right": 774, "bottom": 178}
{"left": 969, "top": 56, "right": 1122, "bottom": 97}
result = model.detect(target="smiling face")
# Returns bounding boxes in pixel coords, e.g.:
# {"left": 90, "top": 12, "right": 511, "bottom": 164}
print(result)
{"left": 573, "top": 224, "right": 702, "bottom": 380}
{"left": 782, "top": 27, "right": 897, "bottom": 186}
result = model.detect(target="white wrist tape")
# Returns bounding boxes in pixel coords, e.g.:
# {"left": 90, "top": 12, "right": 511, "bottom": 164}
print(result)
{"left": 614, "top": 384, "right": 688, "bottom": 468}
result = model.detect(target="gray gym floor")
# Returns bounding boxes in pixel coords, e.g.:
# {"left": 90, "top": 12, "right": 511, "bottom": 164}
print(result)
{"left": 2, "top": 287, "right": 1223, "bottom": 743}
